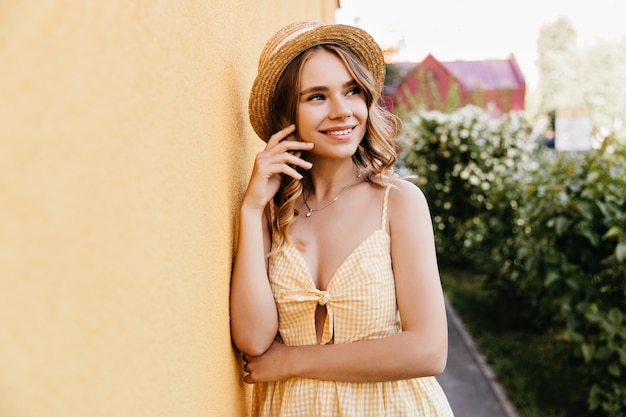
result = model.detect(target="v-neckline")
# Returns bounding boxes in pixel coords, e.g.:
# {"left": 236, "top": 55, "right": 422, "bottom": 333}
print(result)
{"left": 284, "top": 228, "right": 389, "bottom": 291}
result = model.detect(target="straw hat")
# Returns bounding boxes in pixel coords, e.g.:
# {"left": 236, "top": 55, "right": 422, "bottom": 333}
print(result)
{"left": 248, "top": 20, "right": 385, "bottom": 142}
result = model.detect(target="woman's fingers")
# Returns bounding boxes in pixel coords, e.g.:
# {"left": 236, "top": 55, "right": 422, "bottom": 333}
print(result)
{"left": 241, "top": 341, "right": 289, "bottom": 384}
{"left": 243, "top": 124, "right": 314, "bottom": 208}
{"left": 255, "top": 129, "right": 313, "bottom": 180}
{"left": 266, "top": 124, "right": 296, "bottom": 146}
{"left": 243, "top": 361, "right": 261, "bottom": 384}
{"left": 242, "top": 354, "right": 255, "bottom": 384}
{"left": 266, "top": 138, "right": 314, "bottom": 158}
{"left": 265, "top": 124, "right": 314, "bottom": 154}
{"left": 266, "top": 151, "right": 312, "bottom": 171}
{"left": 254, "top": 151, "right": 311, "bottom": 181}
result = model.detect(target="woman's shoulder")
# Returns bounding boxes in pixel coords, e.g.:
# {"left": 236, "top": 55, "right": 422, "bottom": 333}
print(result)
{"left": 389, "top": 178, "right": 427, "bottom": 200}
{"left": 387, "top": 178, "right": 430, "bottom": 216}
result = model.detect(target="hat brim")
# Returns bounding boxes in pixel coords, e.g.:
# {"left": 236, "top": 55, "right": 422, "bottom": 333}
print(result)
{"left": 248, "top": 22, "right": 385, "bottom": 142}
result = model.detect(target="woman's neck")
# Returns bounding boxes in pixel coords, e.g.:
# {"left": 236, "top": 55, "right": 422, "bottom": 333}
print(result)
{"left": 305, "top": 161, "right": 361, "bottom": 203}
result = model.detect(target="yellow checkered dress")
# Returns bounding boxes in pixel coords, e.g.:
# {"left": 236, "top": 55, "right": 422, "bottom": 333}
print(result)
{"left": 252, "top": 185, "right": 454, "bottom": 416}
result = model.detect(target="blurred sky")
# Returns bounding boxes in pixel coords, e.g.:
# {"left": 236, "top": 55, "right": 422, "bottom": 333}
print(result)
{"left": 335, "top": 0, "right": 626, "bottom": 89}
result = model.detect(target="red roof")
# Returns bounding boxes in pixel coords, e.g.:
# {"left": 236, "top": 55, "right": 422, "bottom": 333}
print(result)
{"left": 386, "top": 53, "right": 526, "bottom": 113}
{"left": 441, "top": 54, "right": 525, "bottom": 91}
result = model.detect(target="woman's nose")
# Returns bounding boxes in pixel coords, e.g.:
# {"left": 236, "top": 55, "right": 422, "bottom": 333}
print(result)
{"left": 329, "top": 98, "right": 352, "bottom": 119}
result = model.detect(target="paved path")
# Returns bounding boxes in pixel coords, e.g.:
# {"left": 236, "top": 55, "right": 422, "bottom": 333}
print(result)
{"left": 436, "top": 298, "right": 521, "bottom": 417}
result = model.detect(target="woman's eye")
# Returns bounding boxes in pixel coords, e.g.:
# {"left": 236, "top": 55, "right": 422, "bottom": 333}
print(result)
{"left": 308, "top": 94, "right": 325, "bottom": 101}
{"left": 347, "top": 87, "right": 361, "bottom": 96}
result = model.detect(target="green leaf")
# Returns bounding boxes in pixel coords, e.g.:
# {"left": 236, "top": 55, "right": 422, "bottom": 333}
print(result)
{"left": 607, "top": 363, "right": 621, "bottom": 377}
{"left": 555, "top": 216, "right": 572, "bottom": 236}
{"left": 586, "top": 312, "right": 603, "bottom": 323}
{"left": 565, "top": 278, "right": 580, "bottom": 290}
{"left": 616, "top": 242, "right": 626, "bottom": 263}
{"left": 582, "top": 227, "right": 601, "bottom": 246}
{"left": 615, "top": 346, "right": 626, "bottom": 365}
{"left": 603, "top": 226, "right": 623, "bottom": 239}
{"left": 581, "top": 343, "right": 594, "bottom": 362}
{"left": 595, "top": 345, "right": 611, "bottom": 361}
{"left": 544, "top": 270, "right": 560, "bottom": 287}
{"left": 588, "top": 384, "right": 602, "bottom": 410}
{"left": 575, "top": 201, "right": 594, "bottom": 220}
{"left": 607, "top": 308, "right": 623, "bottom": 324}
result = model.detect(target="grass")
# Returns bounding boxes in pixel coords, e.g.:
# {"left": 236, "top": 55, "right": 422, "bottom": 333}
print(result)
{"left": 440, "top": 266, "right": 592, "bottom": 417}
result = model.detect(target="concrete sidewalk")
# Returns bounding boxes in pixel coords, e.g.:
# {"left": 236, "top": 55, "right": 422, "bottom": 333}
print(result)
{"left": 436, "top": 298, "right": 521, "bottom": 417}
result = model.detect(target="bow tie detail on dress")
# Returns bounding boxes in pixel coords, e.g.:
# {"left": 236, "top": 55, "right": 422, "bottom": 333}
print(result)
{"left": 318, "top": 290, "right": 331, "bottom": 306}
{"left": 315, "top": 289, "right": 334, "bottom": 344}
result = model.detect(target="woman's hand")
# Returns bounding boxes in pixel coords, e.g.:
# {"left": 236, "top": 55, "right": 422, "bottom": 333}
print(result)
{"left": 242, "top": 341, "right": 294, "bottom": 384}
{"left": 243, "top": 124, "right": 314, "bottom": 212}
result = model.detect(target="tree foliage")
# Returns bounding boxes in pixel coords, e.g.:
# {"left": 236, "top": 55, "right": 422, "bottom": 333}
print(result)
{"left": 536, "top": 17, "right": 626, "bottom": 142}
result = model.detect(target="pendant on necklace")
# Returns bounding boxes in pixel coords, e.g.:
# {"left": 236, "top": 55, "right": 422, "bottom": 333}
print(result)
{"left": 302, "top": 171, "right": 362, "bottom": 218}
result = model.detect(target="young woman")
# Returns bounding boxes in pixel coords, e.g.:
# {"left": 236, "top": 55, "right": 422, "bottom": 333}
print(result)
{"left": 230, "top": 20, "right": 454, "bottom": 416}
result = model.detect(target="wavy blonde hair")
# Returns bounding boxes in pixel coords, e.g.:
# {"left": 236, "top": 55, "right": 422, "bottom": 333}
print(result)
{"left": 268, "top": 44, "right": 399, "bottom": 253}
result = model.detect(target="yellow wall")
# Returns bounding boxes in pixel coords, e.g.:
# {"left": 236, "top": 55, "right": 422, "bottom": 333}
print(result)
{"left": 0, "top": 1, "right": 336, "bottom": 416}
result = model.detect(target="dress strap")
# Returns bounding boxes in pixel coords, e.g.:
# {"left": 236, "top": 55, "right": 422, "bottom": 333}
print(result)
{"left": 381, "top": 184, "right": 393, "bottom": 230}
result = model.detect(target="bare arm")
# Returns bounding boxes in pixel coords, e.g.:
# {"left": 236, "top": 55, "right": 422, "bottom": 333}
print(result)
{"left": 230, "top": 204, "right": 277, "bottom": 356}
{"left": 243, "top": 179, "right": 448, "bottom": 382}
{"left": 230, "top": 125, "right": 314, "bottom": 356}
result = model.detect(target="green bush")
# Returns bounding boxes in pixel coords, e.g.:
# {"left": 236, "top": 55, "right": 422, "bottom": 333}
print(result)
{"left": 399, "top": 105, "right": 532, "bottom": 268}
{"left": 399, "top": 105, "right": 626, "bottom": 415}
{"left": 515, "top": 149, "right": 626, "bottom": 416}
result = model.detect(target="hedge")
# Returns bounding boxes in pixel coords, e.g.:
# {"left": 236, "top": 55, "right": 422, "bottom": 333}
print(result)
{"left": 400, "top": 105, "right": 626, "bottom": 416}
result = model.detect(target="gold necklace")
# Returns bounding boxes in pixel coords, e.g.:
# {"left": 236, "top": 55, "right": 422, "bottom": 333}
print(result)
{"left": 302, "top": 172, "right": 362, "bottom": 217}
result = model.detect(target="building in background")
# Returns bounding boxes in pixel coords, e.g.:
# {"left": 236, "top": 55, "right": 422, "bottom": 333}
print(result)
{"left": 385, "top": 53, "right": 526, "bottom": 116}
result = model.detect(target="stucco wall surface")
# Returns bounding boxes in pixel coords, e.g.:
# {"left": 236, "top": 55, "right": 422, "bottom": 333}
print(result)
{"left": 0, "top": 1, "right": 336, "bottom": 416}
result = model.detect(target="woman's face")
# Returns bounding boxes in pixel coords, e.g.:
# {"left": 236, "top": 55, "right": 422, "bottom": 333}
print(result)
{"left": 296, "top": 48, "right": 368, "bottom": 160}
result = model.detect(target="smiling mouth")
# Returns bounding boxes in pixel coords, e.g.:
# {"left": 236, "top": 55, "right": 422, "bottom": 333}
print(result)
{"left": 324, "top": 128, "right": 353, "bottom": 136}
